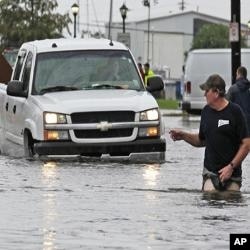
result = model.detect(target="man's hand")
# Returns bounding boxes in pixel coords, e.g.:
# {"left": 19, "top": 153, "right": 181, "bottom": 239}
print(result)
{"left": 169, "top": 129, "right": 184, "bottom": 141}
{"left": 218, "top": 164, "right": 234, "bottom": 183}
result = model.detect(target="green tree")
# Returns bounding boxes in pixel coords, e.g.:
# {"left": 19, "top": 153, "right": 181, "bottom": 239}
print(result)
{"left": 0, "top": 0, "right": 71, "bottom": 49}
{"left": 81, "top": 30, "right": 105, "bottom": 39}
{"left": 192, "top": 24, "right": 230, "bottom": 49}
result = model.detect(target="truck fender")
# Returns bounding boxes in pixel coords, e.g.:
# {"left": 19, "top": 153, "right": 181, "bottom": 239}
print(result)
{"left": 24, "top": 119, "right": 40, "bottom": 141}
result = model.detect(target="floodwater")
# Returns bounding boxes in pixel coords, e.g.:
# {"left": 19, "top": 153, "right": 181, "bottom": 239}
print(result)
{"left": 0, "top": 115, "right": 250, "bottom": 250}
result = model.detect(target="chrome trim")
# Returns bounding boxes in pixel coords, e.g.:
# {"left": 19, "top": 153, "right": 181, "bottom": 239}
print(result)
{"left": 44, "top": 121, "right": 159, "bottom": 130}
{"left": 39, "top": 152, "right": 165, "bottom": 163}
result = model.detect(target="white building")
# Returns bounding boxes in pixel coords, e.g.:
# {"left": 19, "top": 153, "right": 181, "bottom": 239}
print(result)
{"left": 106, "top": 11, "right": 248, "bottom": 80}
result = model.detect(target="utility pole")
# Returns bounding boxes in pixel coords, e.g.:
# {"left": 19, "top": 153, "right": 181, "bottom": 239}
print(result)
{"left": 230, "top": 0, "right": 241, "bottom": 84}
{"left": 147, "top": 2, "right": 150, "bottom": 63}
{"left": 178, "top": 0, "right": 186, "bottom": 11}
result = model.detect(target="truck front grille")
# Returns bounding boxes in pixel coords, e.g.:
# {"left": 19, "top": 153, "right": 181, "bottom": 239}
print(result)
{"left": 71, "top": 111, "right": 135, "bottom": 139}
{"left": 71, "top": 111, "right": 135, "bottom": 123}
{"left": 74, "top": 129, "right": 133, "bottom": 138}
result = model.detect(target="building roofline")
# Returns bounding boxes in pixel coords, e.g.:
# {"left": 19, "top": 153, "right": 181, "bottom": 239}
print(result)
{"left": 134, "top": 10, "right": 229, "bottom": 24}
{"left": 128, "top": 10, "right": 247, "bottom": 28}
{"left": 110, "top": 10, "right": 248, "bottom": 31}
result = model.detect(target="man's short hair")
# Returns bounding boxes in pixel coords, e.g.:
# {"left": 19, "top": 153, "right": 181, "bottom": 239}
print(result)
{"left": 237, "top": 66, "right": 247, "bottom": 79}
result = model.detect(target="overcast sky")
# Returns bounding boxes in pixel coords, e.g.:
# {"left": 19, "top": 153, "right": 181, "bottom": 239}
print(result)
{"left": 57, "top": 0, "right": 250, "bottom": 35}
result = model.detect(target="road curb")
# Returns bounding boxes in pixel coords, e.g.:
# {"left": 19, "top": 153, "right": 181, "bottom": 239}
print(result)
{"left": 160, "top": 109, "right": 184, "bottom": 116}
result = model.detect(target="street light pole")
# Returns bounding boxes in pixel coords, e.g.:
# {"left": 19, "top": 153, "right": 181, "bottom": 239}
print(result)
{"left": 108, "top": 0, "right": 113, "bottom": 39}
{"left": 120, "top": 3, "right": 128, "bottom": 33}
{"left": 143, "top": 0, "right": 151, "bottom": 62}
{"left": 248, "top": 21, "right": 250, "bottom": 47}
{"left": 71, "top": 3, "right": 79, "bottom": 38}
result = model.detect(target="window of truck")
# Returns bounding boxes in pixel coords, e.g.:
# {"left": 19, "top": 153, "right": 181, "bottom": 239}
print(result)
{"left": 12, "top": 50, "right": 27, "bottom": 81}
{"left": 32, "top": 50, "right": 144, "bottom": 95}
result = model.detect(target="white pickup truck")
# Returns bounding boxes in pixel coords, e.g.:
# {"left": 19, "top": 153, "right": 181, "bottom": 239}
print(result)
{"left": 0, "top": 38, "right": 166, "bottom": 162}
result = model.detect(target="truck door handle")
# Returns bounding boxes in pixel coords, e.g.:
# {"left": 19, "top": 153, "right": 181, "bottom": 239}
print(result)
{"left": 5, "top": 102, "right": 8, "bottom": 111}
{"left": 13, "top": 105, "right": 16, "bottom": 114}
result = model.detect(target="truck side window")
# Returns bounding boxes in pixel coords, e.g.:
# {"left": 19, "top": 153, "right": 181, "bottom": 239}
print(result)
{"left": 12, "top": 50, "right": 27, "bottom": 80}
{"left": 22, "top": 52, "right": 33, "bottom": 92}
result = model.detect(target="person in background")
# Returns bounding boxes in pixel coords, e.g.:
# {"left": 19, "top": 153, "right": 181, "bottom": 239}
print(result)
{"left": 137, "top": 63, "right": 145, "bottom": 82}
{"left": 90, "top": 59, "right": 120, "bottom": 81}
{"left": 226, "top": 66, "right": 250, "bottom": 133}
{"left": 169, "top": 74, "right": 250, "bottom": 192}
{"left": 144, "top": 62, "right": 155, "bottom": 85}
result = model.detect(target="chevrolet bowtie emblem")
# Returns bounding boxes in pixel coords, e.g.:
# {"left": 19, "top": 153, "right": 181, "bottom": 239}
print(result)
{"left": 97, "top": 121, "right": 112, "bottom": 131}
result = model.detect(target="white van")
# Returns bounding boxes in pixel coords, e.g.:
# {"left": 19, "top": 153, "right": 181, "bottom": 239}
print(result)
{"left": 181, "top": 48, "right": 250, "bottom": 114}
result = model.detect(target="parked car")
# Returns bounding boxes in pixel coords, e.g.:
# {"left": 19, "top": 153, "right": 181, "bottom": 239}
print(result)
{"left": 181, "top": 48, "right": 250, "bottom": 114}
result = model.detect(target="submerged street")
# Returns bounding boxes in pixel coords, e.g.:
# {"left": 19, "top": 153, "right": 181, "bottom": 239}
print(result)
{"left": 0, "top": 115, "right": 249, "bottom": 250}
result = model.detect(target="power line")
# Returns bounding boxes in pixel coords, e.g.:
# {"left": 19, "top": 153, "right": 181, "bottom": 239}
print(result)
{"left": 90, "top": 0, "right": 102, "bottom": 34}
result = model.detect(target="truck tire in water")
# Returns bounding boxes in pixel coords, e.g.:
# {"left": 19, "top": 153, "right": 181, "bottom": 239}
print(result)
{"left": 24, "top": 131, "right": 35, "bottom": 159}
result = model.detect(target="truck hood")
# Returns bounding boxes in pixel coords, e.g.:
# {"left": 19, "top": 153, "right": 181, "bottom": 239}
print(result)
{"left": 30, "top": 90, "right": 159, "bottom": 114}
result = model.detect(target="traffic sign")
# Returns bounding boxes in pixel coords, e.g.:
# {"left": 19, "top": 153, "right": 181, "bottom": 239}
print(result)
{"left": 229, "top": 22, "right": 239, "bottom": 42}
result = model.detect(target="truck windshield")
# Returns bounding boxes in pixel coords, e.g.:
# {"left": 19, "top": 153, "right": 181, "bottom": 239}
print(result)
{"left": 33, "top": 50, "right": 144, "bottom": 94}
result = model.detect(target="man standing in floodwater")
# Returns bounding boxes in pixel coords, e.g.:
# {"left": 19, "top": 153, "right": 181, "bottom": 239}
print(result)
{"left": 170, "top": 74, "right": 250, "bottom": 192}
{"left": 226, "top": 66, "right": 250, "bottom": 133}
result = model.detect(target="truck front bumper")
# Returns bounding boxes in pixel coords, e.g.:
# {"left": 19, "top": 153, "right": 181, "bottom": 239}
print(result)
{"left": 34, "top": 138, "right": 166, "bottom": 162}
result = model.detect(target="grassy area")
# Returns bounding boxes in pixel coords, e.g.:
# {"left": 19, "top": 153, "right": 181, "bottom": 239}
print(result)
{"left": 156, "top": 98, "right": 179, "bottom": 109}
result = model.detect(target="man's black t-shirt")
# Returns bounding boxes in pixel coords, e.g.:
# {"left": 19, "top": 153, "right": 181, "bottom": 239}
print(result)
{"left": 199, "top": 102, "right": 248, "bottom": 178}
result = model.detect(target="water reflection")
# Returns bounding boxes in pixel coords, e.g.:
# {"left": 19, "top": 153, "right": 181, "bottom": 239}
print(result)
{"left": 43, "top": 161, "right": 58, "bottom": 180}
{"left": 200, "top": 191, "right": 245, "bottom": 208}
{"left": 42, "top": 161, "right": 59, "bottom": 250}
{"left": 142, "top": 164, "right": 161, "bottom": 201}
{"left": 143, "top": 164, "right": 160, "bottom": 187}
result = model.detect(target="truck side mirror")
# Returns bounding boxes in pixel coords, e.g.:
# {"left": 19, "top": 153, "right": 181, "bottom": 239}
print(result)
{"left": 146, "top": 76, "right": 164, "bottom": 93}
{"left": 6, "top": 80, "right": 27, "bottom": 98}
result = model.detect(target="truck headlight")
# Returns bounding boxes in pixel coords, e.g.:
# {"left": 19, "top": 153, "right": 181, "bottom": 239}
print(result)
{"left": 44, "top": 112, "right": 69, "bottom": 140}
{"left": 139, "top": 108, "right": 160, "bottom": 137}
{"left": 140, "top": 108, "right": 159, "bottom": 121}
{"left": 44, "top": 130, "right": 69, "bottom": 140}
{"left": 44, "top": 112, "right": 67, "bottom": 124}
{"left": 138, "top": 127, "right": 160, "bottom": 137}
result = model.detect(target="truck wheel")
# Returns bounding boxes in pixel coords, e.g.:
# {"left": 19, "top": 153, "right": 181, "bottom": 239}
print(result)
{"left": 24, "top": 131, "right": 35, "bottom": 159}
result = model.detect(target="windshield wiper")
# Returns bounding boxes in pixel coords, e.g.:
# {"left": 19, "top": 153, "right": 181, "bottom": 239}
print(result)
{"left": 39, "top": 86, "right": 79, "bottom": 94}
{"left": 91, "top": 84, "right": 124, "bottom": 89}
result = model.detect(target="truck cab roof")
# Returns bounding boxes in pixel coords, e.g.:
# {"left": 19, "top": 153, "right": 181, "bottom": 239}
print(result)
{"left": 21, "top": 38, "right": 129, "bottom": 53}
